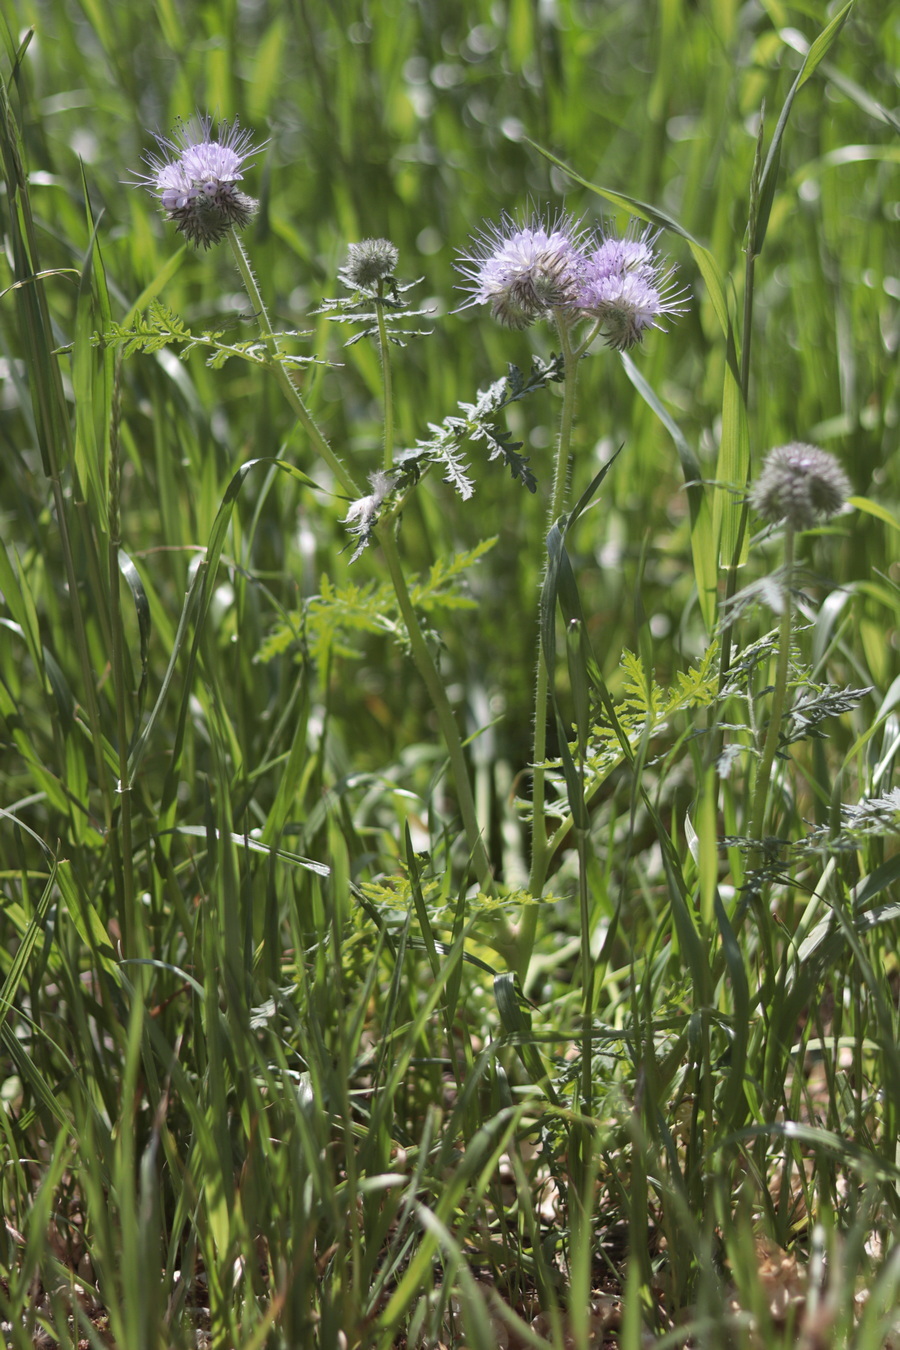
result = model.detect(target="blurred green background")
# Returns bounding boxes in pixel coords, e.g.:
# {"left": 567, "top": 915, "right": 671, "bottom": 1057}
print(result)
{"left": 2, "top": 0, "right": 897, "bottom": 834}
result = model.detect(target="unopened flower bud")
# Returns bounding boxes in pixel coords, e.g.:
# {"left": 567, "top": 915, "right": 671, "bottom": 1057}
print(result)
{"left": 750, "top": 442, "right": 850, "bottom": 531}
{"left": 341, "top": 239, "right": 400, "bottom": 291}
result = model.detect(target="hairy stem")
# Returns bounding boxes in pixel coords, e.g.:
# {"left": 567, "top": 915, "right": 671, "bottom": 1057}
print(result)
{"left": 371, "top": 280, "right": 491, "bottom": 886}
{"left": 576, "top": 753, "right": 593, "bottom": 1166}
{"left": 231, "top": 233, "right": 493, "bottom": 899}
{"left": 748, "top": 525, "right": 795, "bottom": 852}
{"left": 375, "top": 290, "right": 395, "bottom": 474}
{"left": 226, "top": 229, "right": 361, "bottom": 499}
{"left": 520, "top": 314, "right": 580, "bottom": 974}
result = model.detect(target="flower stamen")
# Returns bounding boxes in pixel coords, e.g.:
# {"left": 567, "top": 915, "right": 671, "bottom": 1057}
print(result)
{"left": 137, "top": 113, "right": 261, "bottom": 249}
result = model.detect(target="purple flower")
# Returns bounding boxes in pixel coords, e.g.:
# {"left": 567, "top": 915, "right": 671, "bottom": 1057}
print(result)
{"left": 575, "top": 224, "right": 686, "bottom": 350}
{"left": 139, "top": 114, "right": 260, "bottom": 249}
{"left": 456, "top": 211, "right": 586, "bottom": 328}
{"left": 456, "top": 210, "right": 686, "bottom": 347}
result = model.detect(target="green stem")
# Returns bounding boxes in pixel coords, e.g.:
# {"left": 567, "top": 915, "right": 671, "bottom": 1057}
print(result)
{"left": 231, "top": 233, "right": 493, "bottom": 901}
{"left": 714, "top": 242, "right": 757, "bottom": 705}
{"left": 376, "top": 525, "right": 493, "bottom": 890}
{"left": 518, "top": 315, "right": 581, "bottom": 976}
{"left": 226, "top": 229, "right": 361, "bottom": 500}
{"left": 371, "top": 282, "right": 492, "bottom": 884}
{"left": 748, "top": 525, "right": 795, "bottom": 853}
{"left": 375, "top": 290, "right": 395, "bottom": 474}
{"left": 107, "top": 363, "right": 139, "bottom": 959}
{"left": 576, "top": 754, "right": 593, "bottom": 1142}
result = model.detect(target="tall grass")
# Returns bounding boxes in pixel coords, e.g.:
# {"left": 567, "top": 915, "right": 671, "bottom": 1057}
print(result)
{"left": 1, "top": 0, "right": 899, "bottom": 1346}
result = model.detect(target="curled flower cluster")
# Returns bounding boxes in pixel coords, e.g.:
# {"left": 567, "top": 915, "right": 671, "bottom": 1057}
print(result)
{"left": 750, "top": 442, "right": 850, "bottom": 531}
{"left": 140, "top": 115, "right": 260, "bottom": 249}
{"left": 340, "top": 238, "right": 400, "bottom": 292}
{"left": 456, "top": 212, "right": 588, "bottom": 330}
{"left": 576, "top": 230, "right": 683, "bottom": 350}
{"left": 456, "top": 210, "right": 685, "bottom": 348}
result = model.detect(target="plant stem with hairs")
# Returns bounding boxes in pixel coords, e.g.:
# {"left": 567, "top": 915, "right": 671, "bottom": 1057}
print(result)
{"left": 744, "top": 442, "right": 850, "bottom": 858}
{"left": 231, "top": 233, "right": 493, "bottom": 890}
{"left": 517, "top": 316, "right": 587, "bottom": 978}
{"left": 748, "top": 526, "right": 794, "bottom": 855}
{"left": 227, "top": 229, "right": 361, "bottom": 500}
{"left": 372, "top": 276, "right": 493, "bottom": 888}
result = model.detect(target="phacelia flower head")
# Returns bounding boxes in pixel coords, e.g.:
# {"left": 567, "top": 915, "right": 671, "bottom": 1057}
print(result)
{"left": 456, "top": 210, "right": 586, "bottom": 329}
{"left": 574, "top": 224, "right": 686, "bottom": 350}
{"left": 139, "top": 114, "right": 260, "bottom": 249}
{"left": 339, "top": 238, "right": 400, "bottom": 292}
{"left": 750, "top": 442, "right": 850, "bottom": 531}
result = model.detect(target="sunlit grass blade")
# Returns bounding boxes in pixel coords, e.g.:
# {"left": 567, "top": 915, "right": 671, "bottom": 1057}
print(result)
{"left": 620, "top": 351, "right": 717, "bottom": 630}
{"left": 73, "top": 206, "right": 114, "bottom": 534}
{"left": 752, "top": 3, "right": 855, "bottom": 255}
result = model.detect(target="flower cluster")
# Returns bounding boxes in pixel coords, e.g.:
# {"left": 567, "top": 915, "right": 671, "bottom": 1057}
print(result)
{"left": 456, "top": 212, "right": 588, "bottom": 330}
{"left": 339, "top": 238, "right": 400, "bottom": 292}
{"left": 139, "top": 115, "right": 260, "bottom": 249}
{"left": 456, "top": 211, "right": 685, "bottom": 348}
{"left": 750, "top": 443, "right": 851, "bottom": 531}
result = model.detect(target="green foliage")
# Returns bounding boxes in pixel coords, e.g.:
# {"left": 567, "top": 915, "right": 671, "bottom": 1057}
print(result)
{"left": 579, "top": 640, "right": 720, "bottom": 781}
{"left": 97, "top": 298, "right": 321, "bottom": 370}
{"left": 782, "top": 680, "right": 874, "bottom": 745}
{"left": 1, "top": 0, "right": 899, "bottom": 1346}
{"left": 257, "top": 538, "right": 496, "bottom": 665}
{"left": 316, "top": 276, "right": 434, "bottom": 348}
{"left": 402, "top": 355, "right": 564, "bottom": 500}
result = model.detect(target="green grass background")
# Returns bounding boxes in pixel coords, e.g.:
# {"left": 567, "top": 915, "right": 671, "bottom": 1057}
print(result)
{"left": 1, "top": 0, "right": 899, "bottom": 1346}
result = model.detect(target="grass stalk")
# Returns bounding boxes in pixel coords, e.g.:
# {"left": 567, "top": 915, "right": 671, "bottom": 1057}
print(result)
{"left": 714, "top": 117, "right": 762, "bottom": 720}
{"left": 376, "top": 524, "right": 493, "bottom": 890}
{"left": 106, "top": 359, "right": 140, "bottom": 960}
{"left": 521, "top": 313, "right": 581, "bottom": 968}
{"left": 0, "top": 73, "right": 115, "bottom": 837}
{"left": 748, "top": 525, "right": 795, "bottom": 850}
{"left": 714, "top": 265, "right": 757, "bottom": 710}
{"left": 50, "top": 458, "right": 114, "bottom": 831}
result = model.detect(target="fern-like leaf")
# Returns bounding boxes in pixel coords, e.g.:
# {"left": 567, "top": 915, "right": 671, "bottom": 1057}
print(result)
{"left": 315, "top": 280, "right": 433, "bottom": 348}
{"left": 258, "top": 542, "right": 496, "bottom": 668}
{"left": 95, "top": 301, "right": 324, "bottom": 371}
{"left": 579, "top": 643, "right": 720, "bottom": 785}
{"left": 395, "top": 355, "right": 564, "bottom": 501}
{"left": 782, "top": 682, "right": 873, "bottom": 746}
